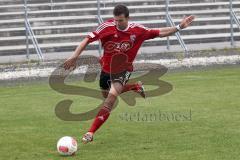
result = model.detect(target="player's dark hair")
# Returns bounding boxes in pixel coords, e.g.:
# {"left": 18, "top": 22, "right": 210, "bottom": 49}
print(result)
{"left": 113, "top": 4, "right": 129, "bottom": 18}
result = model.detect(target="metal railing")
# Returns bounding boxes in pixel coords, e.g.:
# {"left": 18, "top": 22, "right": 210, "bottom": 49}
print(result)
{"left": 230, "top": 0, "right": 240, "bottom": 47}
{"left": 165, "top": 0, "right": 188, "bottom": 54}
{"left": 50, "top": 0, "right": 54, "bottom": 10}
{"left": 24, "top": 0, "right": 44, "bottom": 61}
{"left": 100, "top": 0, "right": 106, "bottom": 8}
{"left": 100, "top": 0, "right": 115, "bottom": 8}
{"left": 97, "top": 0, "right": 104, "bottom": 56}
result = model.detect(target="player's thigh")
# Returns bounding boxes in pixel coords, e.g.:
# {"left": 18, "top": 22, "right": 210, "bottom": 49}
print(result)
{"left": 104, "top": 81, "right": 123, "bottom": 108}
{"left": 99, "top": 71, "right": 111, "bottom": 98}
{"left": 109, "top": 70, "right": 131, "bottom": 96}
{"left": 99, "top": 70, "right": 131, "bottom": 97}
{"left": 108, "top": 81, "right": 123, "bottom": 96}
{"left": 101, "top": 89, "right": 109, "bottom": 98}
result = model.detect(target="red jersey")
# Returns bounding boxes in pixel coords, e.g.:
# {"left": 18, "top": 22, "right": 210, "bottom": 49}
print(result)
{"left": 87, "top": 19, "right": 160, "bottom": 74}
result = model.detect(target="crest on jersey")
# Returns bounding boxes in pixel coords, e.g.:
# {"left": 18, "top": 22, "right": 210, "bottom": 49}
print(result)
{"left": 130, "top": 35, "right": 136, "bottom": 42}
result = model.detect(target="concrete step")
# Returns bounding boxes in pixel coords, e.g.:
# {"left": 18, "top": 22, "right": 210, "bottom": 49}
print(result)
{"left": 0, "top": 32, "right": 239, "bottom": 56}
{"left": 0, "top": 0, "right": 96, "bottom": 5}
{"left": 1, "top": 6, "right": 236, "bottom": 20}
{"left": 0, "top": 5, "right": 175, "bottom": 20}
{"left": 0, "top": 24, "right": 239, "bottom": 46}
{"left": 0, "top": 0, "right": 165, "bottom": 12}
{"left": 168, "top": 0, "right": 230, "bottom": 4}
{"left": 5, "top": 0, "right": 218, "bottom": 10}
{"left": 0, "top": 1, "right": 239, "bottom": 13}
{"left": 0, "top": 41, "right": 238, "bottom": 64}
{"left": 0, "top": 23, "right": 97, "bottom": 37}
{"left": 0, "top": 9, "right": 235, "bottom": 29}
{"left": 0, "top": 17, "right": 236, "bottom": 37}
{"left": 0, "top": 0, "right": 230, "bottom": 5}
{"left": 0, "top": 0, "right": 230, "bottom": 6}
{"left": 1, "top": 2, "right": 239, "bottom": 20}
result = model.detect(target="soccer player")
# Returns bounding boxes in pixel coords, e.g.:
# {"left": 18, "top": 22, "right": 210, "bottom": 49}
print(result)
{"left": 63, "top": 4, "right": 195, "bottom": 143}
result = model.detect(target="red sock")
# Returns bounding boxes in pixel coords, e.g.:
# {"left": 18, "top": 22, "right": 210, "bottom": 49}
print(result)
{"left": 122, "top": 83, "right": 138, "bottom": 93}
{"left": 88, "top": 106, "right": 111, "bottom": 134}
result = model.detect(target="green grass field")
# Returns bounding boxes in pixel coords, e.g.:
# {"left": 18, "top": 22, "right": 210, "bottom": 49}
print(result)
{"left": 0, "top": 66, "right": 240, "bottom": 160}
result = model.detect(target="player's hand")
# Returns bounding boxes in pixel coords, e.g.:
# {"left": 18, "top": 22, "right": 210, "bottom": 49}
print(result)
{"left": 63, "top": 56, "right": 77, "bottom": 70}
{"left": 179, "top": 15, "right": 195, "bottom": 29}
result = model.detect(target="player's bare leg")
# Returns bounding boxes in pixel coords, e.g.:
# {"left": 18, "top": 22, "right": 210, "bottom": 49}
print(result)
{"left": 101, "top": 89, "right": 109, "bottom": 98}
{"left": 82, "top": 81, "right": 123, "bottom": 144}
{"left": 101, "top": 81, "right": 146, "bottom": 99}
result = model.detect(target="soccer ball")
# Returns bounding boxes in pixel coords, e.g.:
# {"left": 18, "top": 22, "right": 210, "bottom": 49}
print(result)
{"left": 57, "top": 136, "right": 78, "bottom": 156}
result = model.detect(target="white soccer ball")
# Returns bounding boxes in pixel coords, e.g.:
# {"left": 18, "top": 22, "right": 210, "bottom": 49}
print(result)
{"left": 57, "top": 136, "right": 78, "bottom": 156}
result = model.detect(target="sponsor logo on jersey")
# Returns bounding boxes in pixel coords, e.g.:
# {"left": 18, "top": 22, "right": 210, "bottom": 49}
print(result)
{"left": 130, "top": 35, "right": 136, "bottom": 42}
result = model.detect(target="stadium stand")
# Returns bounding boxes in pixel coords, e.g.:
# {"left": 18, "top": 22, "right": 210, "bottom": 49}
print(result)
{"left": 0, "top": 0, "right": 239, "bottom": 62}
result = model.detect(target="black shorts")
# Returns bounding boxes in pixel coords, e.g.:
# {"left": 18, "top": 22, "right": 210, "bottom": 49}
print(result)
{"left": 99, "top": 70, "right": 131, "bottom": 90}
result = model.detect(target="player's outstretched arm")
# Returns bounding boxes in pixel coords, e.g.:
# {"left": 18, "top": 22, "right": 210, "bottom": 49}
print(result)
{"left": 159, "top": 15, "right": 195, "bottom": 38}
{"left": 63, "top": 37, "right": 89, "bottom": 70}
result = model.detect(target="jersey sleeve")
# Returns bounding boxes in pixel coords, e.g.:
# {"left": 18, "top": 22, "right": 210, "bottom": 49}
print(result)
{"left": 86, "top": 25, "right": 102, "bottom": 43}
{"left": 142, "top": 27, "right": 160, "bottom": 40}
{"left": 86, "top": 22, "right": 115, "bottom": 43}
{"left": 132, "top": 23, "right": 160, "bottom": 41}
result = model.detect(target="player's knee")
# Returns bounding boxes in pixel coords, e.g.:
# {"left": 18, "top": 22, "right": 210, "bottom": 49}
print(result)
{"left": 104, "top": 93, "right": 117, "bottom": 109}
{"left": 102, "top": 94, "right": 108, "bottom": 99}
{"left": 110, "top": 82, "right": 123, "bottom": 96}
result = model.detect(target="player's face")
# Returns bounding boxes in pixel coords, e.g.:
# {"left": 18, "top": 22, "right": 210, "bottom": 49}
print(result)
{"left": 114, "top": 14, "right": 129, "bottom": 30}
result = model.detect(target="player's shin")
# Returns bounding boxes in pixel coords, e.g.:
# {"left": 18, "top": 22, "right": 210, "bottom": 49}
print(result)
{"left": 88, "top": 105, "right": 111, "bottom": 134}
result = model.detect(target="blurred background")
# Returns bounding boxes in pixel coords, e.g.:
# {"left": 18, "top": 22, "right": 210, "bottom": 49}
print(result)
{"left": 0, "top": 0, "right": 239, "bottom": 82}
{"left": 0, "top": 1, "right": 240, "bottom": 160}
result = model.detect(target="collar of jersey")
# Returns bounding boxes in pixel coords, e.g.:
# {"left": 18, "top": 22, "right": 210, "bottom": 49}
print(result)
{"left": 116, "top": 23, "right": 130, "bottom": 32}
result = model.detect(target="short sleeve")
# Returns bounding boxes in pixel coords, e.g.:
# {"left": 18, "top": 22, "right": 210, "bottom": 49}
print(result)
{"left": 86, "top": 21, "right": 115, "bottom": 43}
{"left": 143, "top": 28, "right": 160, "bottom": 40}
{"left": 86, "top": 25, "right": 102, "bottom": 43}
